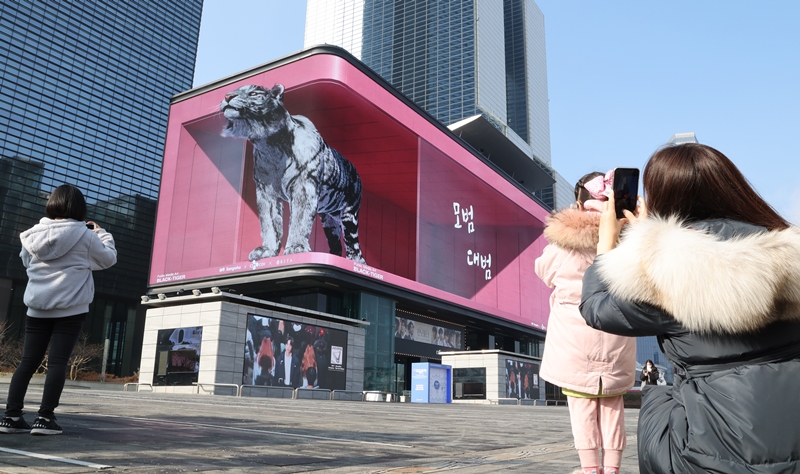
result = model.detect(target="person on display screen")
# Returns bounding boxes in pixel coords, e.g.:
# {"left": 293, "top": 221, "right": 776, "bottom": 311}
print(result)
{"left": 405, "top": 320, "right": 415, "bottom": 340}
{"left": 300, "top": 344, "right": 318, "bottom": 389}
{"left": 275, "top": 335, "right": 302, "bottom": 389}
{"left": 252, "top": 334, "right": 274, "bottom": 384}
{"left": 448, "top": 330, "right": 460, "bottom": 349}
{"left": 434, "top": 327, "right": 446, "bottom": 346}
{"left": 395, "top": 318, "right": 407, "bottom": 339}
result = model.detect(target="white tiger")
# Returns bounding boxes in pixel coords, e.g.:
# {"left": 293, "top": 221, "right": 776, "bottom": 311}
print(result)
{"left": 220, "top": 84, "right": 366, "bottom": 263}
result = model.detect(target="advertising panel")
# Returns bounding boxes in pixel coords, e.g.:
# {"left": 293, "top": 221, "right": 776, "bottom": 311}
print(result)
{"left": 394, "top": 314, "right": 463, "bottom": 359}
{"left": 410, "top": 362, "right": 452, "bottom": 404}
{"left": 505, "top": 359, "right": 540, "bottom": 399}
{"left": 150, "top": 50, "right": 551, "bottom": 329}
{"left": 153, "top": 326, "right": 202, "bottom": 386}
{"left": 394, "top": 316, "right": 462, "bottom": 348}
{"left": 243, "top": 314, "right": 347, "bottom": 390}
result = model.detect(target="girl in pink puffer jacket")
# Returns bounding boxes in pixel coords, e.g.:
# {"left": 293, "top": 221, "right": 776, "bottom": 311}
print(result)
{"left": 535, "top": 172, "right": 636, "bottom": 474}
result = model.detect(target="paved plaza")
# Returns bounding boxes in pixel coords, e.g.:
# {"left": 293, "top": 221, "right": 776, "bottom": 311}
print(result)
{"left": 0, "top": 384, "right": 640, "bottom": 473}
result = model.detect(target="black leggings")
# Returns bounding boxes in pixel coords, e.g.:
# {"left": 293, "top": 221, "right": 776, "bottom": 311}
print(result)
{"left": 5, "top": 314, "right": 87, "bottom": 419}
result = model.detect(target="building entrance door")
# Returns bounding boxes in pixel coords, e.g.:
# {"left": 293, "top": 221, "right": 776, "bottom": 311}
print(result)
{"left": 395, "top": 360, "right": 405, "bottom": 394}
{"left": 393, "top": 355, "right": 418, "bottom": 394}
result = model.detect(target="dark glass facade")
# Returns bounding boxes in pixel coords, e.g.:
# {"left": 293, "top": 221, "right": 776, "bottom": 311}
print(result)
{"left": 504, "top": 0, "right": 528, "bottom": 142}
{"left": 532, "top": 157, "right": 555, "bottom": 209}
{"left": 0, "top": 1, "right": 203, "bottom": 375}
{"left": 362, "top": 0, "right": 479, "bottom": 127}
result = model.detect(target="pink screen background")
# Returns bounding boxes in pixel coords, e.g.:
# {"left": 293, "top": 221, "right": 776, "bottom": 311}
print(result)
{"left": 150, "top": 53, "right": 553, "bottom": 329}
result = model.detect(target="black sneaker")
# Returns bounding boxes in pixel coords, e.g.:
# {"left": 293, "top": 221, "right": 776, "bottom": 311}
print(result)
{"left": 30, "top": 416, "right": 62, "bottom": 436}
{"left": 0, "top": 416, "right": 32, "bottom": 434}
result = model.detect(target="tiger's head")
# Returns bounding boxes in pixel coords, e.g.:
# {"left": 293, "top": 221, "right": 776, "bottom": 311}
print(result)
{"left": 220, "top": 84, "right": 287, "bottom": 140}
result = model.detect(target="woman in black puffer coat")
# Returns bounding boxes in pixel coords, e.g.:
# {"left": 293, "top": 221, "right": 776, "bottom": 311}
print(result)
{"left": 640, "top": 360, "right": 659, "bottom": 386}
{"left": 579, "top": 143, "right": 800, "bottom": 473}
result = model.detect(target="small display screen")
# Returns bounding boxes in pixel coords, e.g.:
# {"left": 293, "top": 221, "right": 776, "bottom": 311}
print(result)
{"left": 168, "top": 350, "right": 199, "bottom": 373}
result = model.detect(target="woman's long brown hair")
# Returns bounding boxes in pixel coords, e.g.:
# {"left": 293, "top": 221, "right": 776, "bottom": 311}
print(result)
{"left": 644, "top": 143, "right": 789, "bottom": 230}
{"left": 257, "top": 337, "right": 274, "bottom": 370}
{"left": 301, "top": 344, "right": 317, "bottom": 375}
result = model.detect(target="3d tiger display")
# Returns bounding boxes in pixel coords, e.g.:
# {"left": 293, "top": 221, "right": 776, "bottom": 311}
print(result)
{"left": 220, "top": 84, "right": 366, "bottom": 263}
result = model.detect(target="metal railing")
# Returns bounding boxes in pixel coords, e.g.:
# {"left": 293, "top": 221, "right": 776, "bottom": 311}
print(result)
{"left": 544, "top": 399, "right": 567, "bottom": 406}
{"left": 122, "top": 382, "right": 560, "bottom": 407}
{"left": 239, "top": 385, "right": 295, "bottom": 398}
{"left": 491, "top": 398, "right": 519, "bottom": 405}
{"left": 295, "top": 388, "right": 331, "bottom": 400}
{"left": 331, "top": 390, "right": 365, "bottom": 401}
{"left": 123, "top": 383, "right": 153, "bottom": 392}
{"left": 192, "top": 382, "right": 239, "bottom": 396}
{"left": 362, "top": 390, "right": 396, "bottom": 402}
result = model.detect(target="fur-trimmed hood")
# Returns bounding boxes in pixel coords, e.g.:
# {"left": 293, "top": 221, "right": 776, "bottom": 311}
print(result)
{"left": 543, "top": 208, "right": 600, "bottom": 251}
{"left": 595, "top": 217, "right": 800, "bottom": 334}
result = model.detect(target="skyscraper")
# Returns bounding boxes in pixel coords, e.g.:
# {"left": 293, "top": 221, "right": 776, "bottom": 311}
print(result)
{"left": 668, "top": 132, "right": 699, "bottom": 145}
{"left": 0, "top": 1, "right": 203, "bottom": 376}
{"left": 305, "top": 0, "right": 573, "bottom": 209}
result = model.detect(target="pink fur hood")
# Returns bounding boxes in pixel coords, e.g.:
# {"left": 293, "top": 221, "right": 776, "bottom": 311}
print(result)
{"left": 543, "top": 208, "right": 600, "bottom": 251}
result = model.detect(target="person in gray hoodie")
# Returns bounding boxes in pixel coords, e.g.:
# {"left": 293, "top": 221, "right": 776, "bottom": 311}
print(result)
{"left": 0, "top": 184, "right": 116, "bottom": 436}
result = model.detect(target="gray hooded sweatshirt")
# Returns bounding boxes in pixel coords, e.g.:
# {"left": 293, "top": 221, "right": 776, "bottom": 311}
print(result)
{"left": 20, "top": 218, "right": 117, "bottom": 318}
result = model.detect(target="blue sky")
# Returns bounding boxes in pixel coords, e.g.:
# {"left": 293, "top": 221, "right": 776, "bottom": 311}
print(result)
{"left": 194, "top": 1, "right": 799, "bottom": 224}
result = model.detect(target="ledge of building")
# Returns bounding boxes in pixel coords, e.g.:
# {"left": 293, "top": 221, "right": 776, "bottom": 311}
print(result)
{"left": 140, "top": 290, "right": 369, "bottom": 328}
{"left": 448, "top": 115, "right": 555, "bottom": 193}
{"left": 438, "top": 349, "right": 541, "bottom": 362}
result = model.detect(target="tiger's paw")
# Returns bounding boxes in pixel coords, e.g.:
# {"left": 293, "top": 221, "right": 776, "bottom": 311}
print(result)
{"left": 283, "top": 243, "right": 311, "bottom": 255}
{"left": 347, "top": 253, "right": 366, "bottom": 264}
{"left": 249, "top": 246, "right": 278, "bottom": 261}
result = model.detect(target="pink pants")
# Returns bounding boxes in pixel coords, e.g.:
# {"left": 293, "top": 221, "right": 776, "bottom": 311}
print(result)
{"left": 567, "top": 395, "right": 626, "bottom": 468}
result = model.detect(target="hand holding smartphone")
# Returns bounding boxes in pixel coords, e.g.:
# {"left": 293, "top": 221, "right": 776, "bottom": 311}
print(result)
{"left": 597, "top": 167, "right": 641, "bottom": 255}
{"left": 611, "top": 168, "right": 640, "bottom": 219}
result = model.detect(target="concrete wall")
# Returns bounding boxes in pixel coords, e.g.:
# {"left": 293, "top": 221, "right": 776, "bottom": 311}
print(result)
{"left": 441, "top": 349, "right": 542, "bottom": 403}
{"left": 139, "top": 299, "right": 366, "bottom": 395}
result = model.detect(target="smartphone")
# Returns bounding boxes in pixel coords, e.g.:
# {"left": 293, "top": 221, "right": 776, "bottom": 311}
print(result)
{"left": 86, "top": 223, "right": 95, "bottom": 230}
{"left": 612, "top": 168, "right": 639, "bottom": 219}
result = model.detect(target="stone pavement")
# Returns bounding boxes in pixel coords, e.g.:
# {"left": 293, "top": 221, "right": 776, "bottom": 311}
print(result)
{"left": 0, "top": 386, "right": 640, "bottom": 473}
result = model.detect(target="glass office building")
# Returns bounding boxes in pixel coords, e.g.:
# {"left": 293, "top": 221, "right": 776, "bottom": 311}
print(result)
{"left": 0, "top": 1, "right": 203, "bottom": 376}
{"left": 361, "top": 0, "right": 479, "bottom": 130}
{"left": 305, "top": 0, "right": 574, "bottom": 210}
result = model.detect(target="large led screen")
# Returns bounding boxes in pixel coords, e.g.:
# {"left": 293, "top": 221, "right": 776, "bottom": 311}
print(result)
{"left": 150, "top": 50, "right": 552, "bottom": 329}
{"left": 243, "top": 314, "right": 347, "bottom": 390}
{"left": 505, "top": 359, "right": 540, "bottom": 400}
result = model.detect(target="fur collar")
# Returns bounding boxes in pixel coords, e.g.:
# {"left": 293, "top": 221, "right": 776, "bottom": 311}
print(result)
{"left": 595, "top": 217, "right": 800, "bottom": 334}
{"left": 543, "top": 208, "right": 600, "bottom": 251}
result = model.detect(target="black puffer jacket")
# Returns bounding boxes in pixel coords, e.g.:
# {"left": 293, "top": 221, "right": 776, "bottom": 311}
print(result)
{"left": 580, "top": 218, "right": 800, "bottom": 474}
{"left": 639, "top": 367, "right": 658, "bottom": 386}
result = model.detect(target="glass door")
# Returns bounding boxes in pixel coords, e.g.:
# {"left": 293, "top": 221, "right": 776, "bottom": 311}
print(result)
{"left": 394, "top": 359, "right": 406, "bottom": 394}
